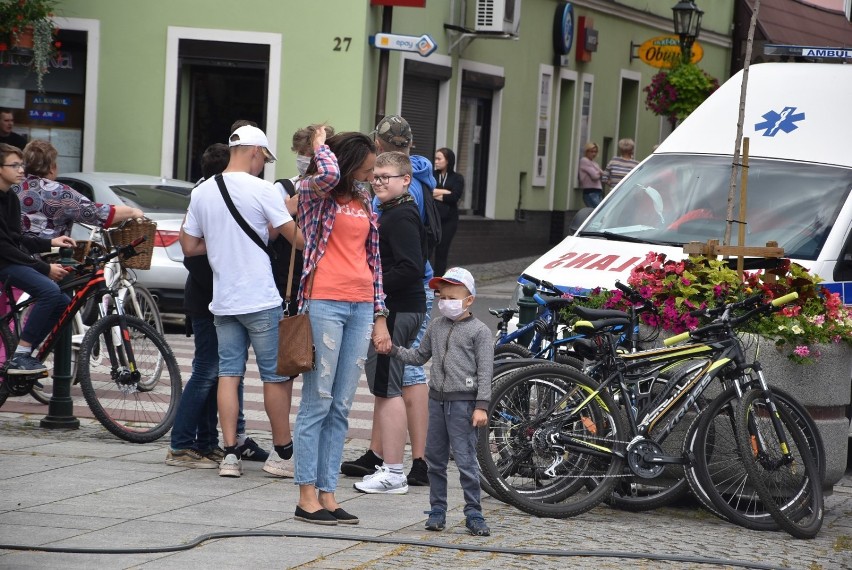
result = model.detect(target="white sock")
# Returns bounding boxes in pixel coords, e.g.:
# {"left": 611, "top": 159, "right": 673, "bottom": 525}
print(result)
{"left": 15, "top": 345, "right": 31, "bottom": 355}
{"left": 237, "top": 433, "right": 247, "bottom": 446}
{"left": 386, "top": 463, "right": 404, "bottom": 476}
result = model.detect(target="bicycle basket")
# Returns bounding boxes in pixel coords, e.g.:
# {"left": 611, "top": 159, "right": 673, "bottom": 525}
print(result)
{"left": 106, "top": 219, "right": 157, "bottom": 270}
{"left": 71, "top": 240, "right": 93, "bottom": 263}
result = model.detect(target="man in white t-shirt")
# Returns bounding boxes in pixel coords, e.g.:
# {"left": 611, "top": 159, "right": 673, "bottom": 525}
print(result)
{"left": 180, "top": 125, "right": 304, "bottom": 478}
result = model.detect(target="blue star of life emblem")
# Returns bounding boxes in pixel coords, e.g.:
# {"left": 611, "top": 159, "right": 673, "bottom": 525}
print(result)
{"left": 754, "top": 107, "right": 805, "bottom": 137}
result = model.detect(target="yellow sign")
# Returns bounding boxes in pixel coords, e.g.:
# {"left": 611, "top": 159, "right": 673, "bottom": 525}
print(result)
{"left": 637, "top": 35, "right": 703, "bottom": 69}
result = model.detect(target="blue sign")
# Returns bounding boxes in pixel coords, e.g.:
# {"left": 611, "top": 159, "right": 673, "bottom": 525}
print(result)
{"left": 553, "top": 2, "right": 574, "bottom": 56}
{"left": 33, "top": 96, "right": 71, "bottom": 106}
{"left": 754, "top": 106, "right": 805, "bottom": 137}
{"left": 28, "top": 110, "right": 66, "bottom": 122}
{"left": 371, "top": 33, "right": 437, "bottom": 57}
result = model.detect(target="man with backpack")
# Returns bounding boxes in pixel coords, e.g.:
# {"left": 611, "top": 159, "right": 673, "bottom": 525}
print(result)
{"left": 342, "top": 115, "right": 437, "bottom": 487}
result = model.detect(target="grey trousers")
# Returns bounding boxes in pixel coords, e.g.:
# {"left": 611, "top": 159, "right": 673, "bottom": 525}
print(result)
{"left": 425, "top": 398, "right": 482, "bottom": 517}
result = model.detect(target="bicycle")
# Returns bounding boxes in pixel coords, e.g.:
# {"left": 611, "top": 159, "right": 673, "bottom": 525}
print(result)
{"left": 476, "top": 292, "right": 821, "bottom": 532}
{"left": 27, "top": 221, "right": 164, "bottom": 404}
{"left": 0, "top": 237, "right": 182, "bottom": 443}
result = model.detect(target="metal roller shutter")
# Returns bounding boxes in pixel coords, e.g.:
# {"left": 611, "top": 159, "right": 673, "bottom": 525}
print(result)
{"left": 401, "top": 75, "right": 439, "bottom": 159}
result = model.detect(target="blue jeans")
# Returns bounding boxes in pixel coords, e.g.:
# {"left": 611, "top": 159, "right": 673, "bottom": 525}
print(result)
{"left": 426, "top": 399, "right": 482, "bottom": 518}
{"left": 0, "top": 264, "right": 69, "bottom": 347}
{"left": 402, "top": 286, "right": 433, "bottom": 386}
{"left": 582, "top": 189, "right": 603, "bottom": 208}
{"left": 214, "top": 306, "right": 284, "bottom": 382}
{"left": 293, "top": 301, "right": 372, "bottom": 490}
{"left": 170, "top": 315, "right": 219, "bottom": 451}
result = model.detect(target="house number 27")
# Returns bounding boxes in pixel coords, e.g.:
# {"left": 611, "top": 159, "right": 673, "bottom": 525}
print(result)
{"left": 333, "top": 37, "right": 352, "bottom": 52}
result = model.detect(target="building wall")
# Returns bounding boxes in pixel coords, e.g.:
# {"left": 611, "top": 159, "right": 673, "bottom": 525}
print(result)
{"left": 44, "top": 0, "right": 733, "bottom": 265}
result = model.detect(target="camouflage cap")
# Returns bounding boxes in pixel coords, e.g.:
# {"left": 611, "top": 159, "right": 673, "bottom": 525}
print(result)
{"left": 373, "top": 114, "right": 412, "bottom": 148}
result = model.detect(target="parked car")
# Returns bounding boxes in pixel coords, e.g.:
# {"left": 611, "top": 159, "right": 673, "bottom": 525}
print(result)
{"left": 56, "top": 172, "right": 194, "bottom": 314}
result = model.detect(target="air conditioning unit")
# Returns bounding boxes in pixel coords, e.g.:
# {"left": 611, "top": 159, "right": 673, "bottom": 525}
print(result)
{"left": 474, "top": 0, "right": 521, "bottom": 35}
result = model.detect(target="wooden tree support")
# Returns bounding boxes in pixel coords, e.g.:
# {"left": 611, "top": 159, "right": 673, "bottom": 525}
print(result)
{"left": 683, "top": 239, "right": 785, "bottom": 283}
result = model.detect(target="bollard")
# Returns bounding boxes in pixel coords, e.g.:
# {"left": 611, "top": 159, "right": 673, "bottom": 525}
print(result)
{"left": 41, "top": 247, "right": 80, "bottom": 430}
{"left": 516, "top": 284, "right": 539, "bottom": 348}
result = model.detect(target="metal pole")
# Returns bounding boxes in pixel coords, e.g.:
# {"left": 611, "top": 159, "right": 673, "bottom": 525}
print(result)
{"left": 41, "top": 247, "right": 79, "bottom": 430}
{"left": 40, "top": 325, "right": 79, "bottom": 429}
{"left": 374, "top": 6, "right": 393, "bottom": 126}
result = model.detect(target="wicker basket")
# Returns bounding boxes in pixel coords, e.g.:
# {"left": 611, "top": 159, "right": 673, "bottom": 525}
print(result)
{"left": 71, "top": 240, "right": 93, "bottom": 263}
{"left": 106, "top": 219, "right": 157, "bottom": 270}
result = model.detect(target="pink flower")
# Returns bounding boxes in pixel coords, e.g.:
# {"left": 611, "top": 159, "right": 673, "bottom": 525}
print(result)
{"left": 793, "top": 346, "right": 810, "bottom": 357}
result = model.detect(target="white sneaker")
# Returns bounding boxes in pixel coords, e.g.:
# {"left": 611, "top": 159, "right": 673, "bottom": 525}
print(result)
{"left": 219, "top": 453, "right": 243, "bottom": 478}
{"left": 262, "top": 449, "right": 294, "bottom": 478}
{"left": 353, "top": 466, "right": 408, "bottom": 494}
{"left": 361, "top": 465, "right": 385, "bottom": 482}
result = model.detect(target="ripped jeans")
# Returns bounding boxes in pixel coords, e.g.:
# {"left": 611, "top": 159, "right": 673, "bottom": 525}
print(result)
{"left": 293, "top": 300, "right": 373, "bottom": 490}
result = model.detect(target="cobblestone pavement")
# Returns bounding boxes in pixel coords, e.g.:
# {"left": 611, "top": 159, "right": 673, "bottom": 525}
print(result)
{"left": 1, "top": 412, "right": 850, "bottom": 570}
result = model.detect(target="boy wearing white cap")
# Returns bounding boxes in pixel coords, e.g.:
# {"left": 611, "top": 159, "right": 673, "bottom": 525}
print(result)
{"left": 381, "top": 267, "right": 493, "bottom": 536}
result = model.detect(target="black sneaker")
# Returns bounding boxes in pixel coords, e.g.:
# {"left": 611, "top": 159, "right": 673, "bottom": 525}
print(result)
{"left": 237, "top": 437, "right": 269, "bottom": 462}
{"left": 341, "top": 449, "right": 383, "bottom": 477}
{"left": 407, "top": 457, "right": 430, "bottom": 486}
{"left": 6, "top": 354, "right": 48, "bottom": 375}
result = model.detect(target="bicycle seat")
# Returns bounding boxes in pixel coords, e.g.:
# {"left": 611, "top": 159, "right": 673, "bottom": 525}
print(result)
{"left": 489, "top": 308, "right": 517, "bottom": 319}
{"left": 573, "top": 306, "right": 630, "bottom": 321}
{"left": 541, "top": 298, "right": 575, "bottom": 310}
{"left": 573, "top": 316, "right": 631, "bottom": 332}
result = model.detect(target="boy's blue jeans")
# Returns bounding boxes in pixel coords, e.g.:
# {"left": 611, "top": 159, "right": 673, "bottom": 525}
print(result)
{"left": 170, "top": 315, "right": 219, "bottom": 451}
{"left": 425, "top": 398, "right": 483, "bottom": 518}
{"left": 0, "top": 264, "right": 69, "bottom": 347}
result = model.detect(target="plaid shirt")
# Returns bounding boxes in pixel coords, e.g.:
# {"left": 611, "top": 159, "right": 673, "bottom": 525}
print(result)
{"left": 296, "top": 144, "right": 386, "bottom": 314}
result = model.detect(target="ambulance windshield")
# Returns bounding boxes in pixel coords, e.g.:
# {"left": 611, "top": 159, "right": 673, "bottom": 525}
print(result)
{"left": 580, "top": 154, "right": 852, "bottom": 261}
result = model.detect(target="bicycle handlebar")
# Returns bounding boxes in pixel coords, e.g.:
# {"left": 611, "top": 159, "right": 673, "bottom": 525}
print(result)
{"left": 662, "top": 292, "right": 799, "bottom": 347}
{"left": 74, "top": 236, "right": 147, "bottom": 273}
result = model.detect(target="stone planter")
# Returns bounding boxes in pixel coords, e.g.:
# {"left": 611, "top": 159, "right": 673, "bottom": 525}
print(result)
{"left": 751, "top": 337, "right": 852, "bottom": 490}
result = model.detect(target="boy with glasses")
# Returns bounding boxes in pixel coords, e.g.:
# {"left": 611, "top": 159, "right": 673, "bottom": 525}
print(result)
{"left": 0, "top": 144, "right": 76, "bottom": 374}
{"left": 355, "top": 151, "right": 427, "bottom": 494}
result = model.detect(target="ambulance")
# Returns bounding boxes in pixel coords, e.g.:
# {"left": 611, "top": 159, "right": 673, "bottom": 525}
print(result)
{"left": 519, "top": 62, "right": 852, "bottom": 434}
{"left": 522, "top": 63, "right": 852, "bottom": 307}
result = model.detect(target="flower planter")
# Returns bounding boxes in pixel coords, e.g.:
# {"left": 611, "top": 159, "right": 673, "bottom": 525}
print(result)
{"left": 752, "top": 337, "right": 852, "bottom": 490}
{"left": 10, "top": 26, "right": 34, "bottom": 51}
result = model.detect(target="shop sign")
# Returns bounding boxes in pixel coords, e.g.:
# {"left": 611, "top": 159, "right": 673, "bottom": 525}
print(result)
{"left": 637, "top": 35, "right": 703, "bottom": 68}
{"left": 371, "top": 33, "right": 437, "bottom": 57}
{"left": 28, "top": 110, "right": 66, "bottom": 122}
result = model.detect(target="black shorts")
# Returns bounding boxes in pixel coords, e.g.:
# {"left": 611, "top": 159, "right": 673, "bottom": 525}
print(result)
{"left": 366, "top": 311, "right": 424, "bottom": 398}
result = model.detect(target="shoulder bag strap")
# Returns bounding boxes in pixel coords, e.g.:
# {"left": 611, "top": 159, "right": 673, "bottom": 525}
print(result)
{"left": 215, "top": 173, "right": 275, "bottom": 259}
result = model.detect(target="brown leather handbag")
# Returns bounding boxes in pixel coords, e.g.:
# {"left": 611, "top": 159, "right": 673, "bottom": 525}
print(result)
{"left": 276, "top": 223, "right": 315, "bottom": 377}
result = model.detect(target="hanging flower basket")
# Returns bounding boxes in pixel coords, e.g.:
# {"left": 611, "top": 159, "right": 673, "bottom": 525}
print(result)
{"left": 0, "top": 1, "right": 61, "bottom": 92}
{"left": 644, "top": 62, "right": 720, "bottom": 128}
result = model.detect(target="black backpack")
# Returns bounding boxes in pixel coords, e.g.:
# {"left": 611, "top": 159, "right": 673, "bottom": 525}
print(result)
{"left": 420, "top": 185, "right": 442, "bottom": 258}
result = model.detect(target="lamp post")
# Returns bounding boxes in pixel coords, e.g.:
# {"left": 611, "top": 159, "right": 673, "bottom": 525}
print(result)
{"left": 672, "top": 0, "right": 703, "bottom": 64}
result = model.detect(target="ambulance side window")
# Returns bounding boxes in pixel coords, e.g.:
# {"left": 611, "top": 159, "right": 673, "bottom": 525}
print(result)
{"left": 834, "top": 228, "right": 852, "bottom": 281}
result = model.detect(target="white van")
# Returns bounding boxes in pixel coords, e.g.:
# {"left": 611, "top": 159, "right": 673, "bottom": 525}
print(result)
{"left": 520, "top": 62, "right": 852, "bottom": 437}
{"left": 522, "top": 63, "right": 852, "bottom": 307}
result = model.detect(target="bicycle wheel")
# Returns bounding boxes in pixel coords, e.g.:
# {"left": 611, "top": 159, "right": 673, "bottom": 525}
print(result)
{"left": 477, "top": 362, "right": 625, "bottom": 518}
{"left": 687, "top": 383, "right": 825, "bottom": 530}
{"left": 78, "top": 314, "right": 182, "bottom": 443}
{"left": 735, "top": 389, "right": 823, "bottom": 539}
{"left": 494, "top": 343, "right": 532, "bottom": 360}
{"left": 0, "top": 323, "right": 18, "bottom": 407}
{"left": 120, "top": 285, "right": 163, "bottom": 333}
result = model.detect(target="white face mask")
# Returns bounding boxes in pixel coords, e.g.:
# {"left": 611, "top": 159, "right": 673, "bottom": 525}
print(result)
{"left": 296, "top": 154, "right": 311, "bottom": 176}
{"left": 438, "top": 298, "right": 468, "bottom": 320}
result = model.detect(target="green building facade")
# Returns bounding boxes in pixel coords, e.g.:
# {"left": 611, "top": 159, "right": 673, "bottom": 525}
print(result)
{"left": 2, "top": 0, "right": 733, "bottom": 263}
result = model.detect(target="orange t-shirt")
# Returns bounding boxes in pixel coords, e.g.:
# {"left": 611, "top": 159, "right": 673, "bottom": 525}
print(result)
{"left": 309, "top": 197, "right": 374, "bottom": 302}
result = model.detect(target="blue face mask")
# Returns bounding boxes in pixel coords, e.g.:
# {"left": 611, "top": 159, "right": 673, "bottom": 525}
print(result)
{"left": 353, "top": 179, "right": 371, "bottom": 193}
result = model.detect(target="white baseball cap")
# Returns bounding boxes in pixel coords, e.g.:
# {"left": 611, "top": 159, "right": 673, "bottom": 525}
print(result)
{"left": 429, "top": 267, "right": 476, "bottom": 296}
{"left": 228, "top": 125, "right": 277, "bottom": 162}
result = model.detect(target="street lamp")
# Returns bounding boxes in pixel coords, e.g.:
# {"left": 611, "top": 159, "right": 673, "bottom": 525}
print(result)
{"left": 672, "top": 0, "right": 703, "bottom": 63}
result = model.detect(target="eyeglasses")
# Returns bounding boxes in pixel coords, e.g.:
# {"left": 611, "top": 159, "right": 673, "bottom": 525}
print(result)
{"left": 1, "top": 163, "right": 25, "bottom": 170}
{"left": 372, "top": 174, "right": 406, "bottom": 186}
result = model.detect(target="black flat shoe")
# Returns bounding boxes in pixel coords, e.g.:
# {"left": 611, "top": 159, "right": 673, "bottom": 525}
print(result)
{"left": 294, "top": 506, "right": 338, "bottom": 525}
{"left": 328, "top": 508, "right": 359, "bottom": 525}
